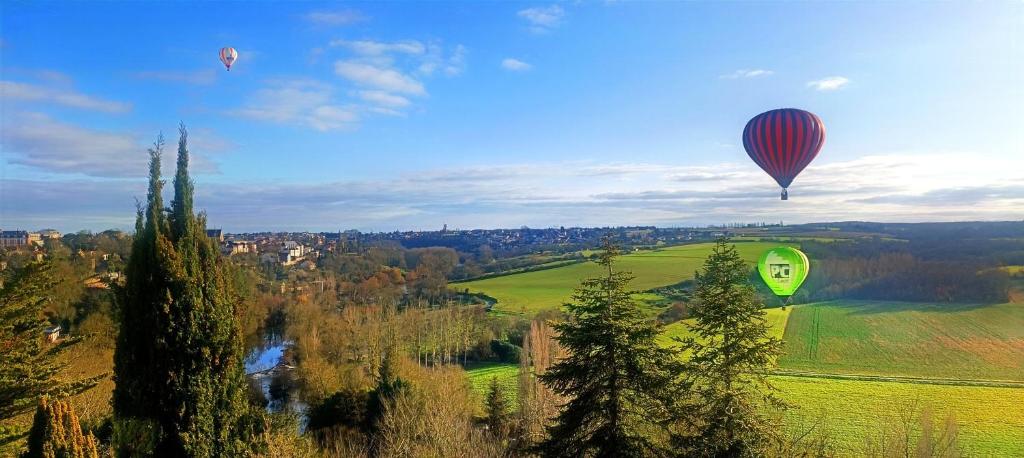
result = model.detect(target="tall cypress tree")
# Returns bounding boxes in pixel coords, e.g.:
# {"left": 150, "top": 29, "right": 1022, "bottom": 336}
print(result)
{"left": 536, "top": 240, "right": 678, "bottom": 458}
{"left": 673, "top": 239, "right": 784, "bottom": 456}
{"left": 113, "top": 126, "right": 255, "bottom": 456}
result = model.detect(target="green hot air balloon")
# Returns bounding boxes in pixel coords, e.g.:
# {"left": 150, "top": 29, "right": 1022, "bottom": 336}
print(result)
{"left": 757, "top": 246, "right": 810, "bottom": 301}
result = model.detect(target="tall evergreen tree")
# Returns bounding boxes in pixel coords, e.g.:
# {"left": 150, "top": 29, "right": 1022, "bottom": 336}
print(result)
{"left": 1, "top": 262, "right": 99, "bottom": 443}
{"left": 23, "top": 397, "right": 100, "bottom": 458}
{"left": 484, "top": 377, "right": 511, "bottom": 437}
{"left": 673, "top": 239, "right": 784, "bottom": 457}
{"left": 537, "top": 240, "right": 678, "bottom": 458}
{"left": 113, "top": 126, "right": 256, "bottom": 456}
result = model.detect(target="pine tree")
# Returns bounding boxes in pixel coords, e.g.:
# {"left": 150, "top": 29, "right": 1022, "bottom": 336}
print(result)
{"left": 536, "top": 239, "right": 678, "bottom": 457}
{"left": 673, "top": 238, "right": 784, "bottom": 457}
{"left": 484, "top": 377, "right": 511, "bottom": 437}
{"left": 1, "top": 263, "right": 99, "bottom": 442}
{"left": 23, "top": 397, "right": 100, "bottom": 458}
{"left": 113, "top": 126, "right": 257, "bottom": 456}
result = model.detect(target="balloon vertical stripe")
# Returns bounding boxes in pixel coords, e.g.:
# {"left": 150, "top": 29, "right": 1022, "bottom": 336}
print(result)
{"left": 742, "top": 108, "right": 825, "bottom": 194}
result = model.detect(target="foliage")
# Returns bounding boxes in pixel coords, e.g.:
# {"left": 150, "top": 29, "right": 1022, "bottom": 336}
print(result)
{"left": 484, "top": 377, "right": 512, "bottom": 437}
{"left": 374, "top": 365, "right": 503, "bottom": 458}
{"left": 489, "top": 339, "right": 522, "bottom": 364}
{"left": 673, "top": 239, "right": 784, "bottom": 457}
{"left": 112, "top": 128, "right": 261, "bottom": 456}
{"left": 1, "top": 262, "right": 99, "bottom": 445}
{"left": 306, "top": 389, "right": 368, "bottom": 434}
{"left": 802, "top": 239, "right": 1014, "bottom": 303}
{"left": 536, "top": 240, "right": 679, "bottom": 457}
{"left": 23, "top": 397, "right": 99, "bottom": 458}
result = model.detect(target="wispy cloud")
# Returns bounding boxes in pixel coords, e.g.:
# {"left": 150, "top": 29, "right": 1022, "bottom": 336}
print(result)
{"left": 0, "top": 112, "right": 220, "bottom": 177}
{"left": 334, "top": 61, "right": 426, "bottom": 95}
{"left": 134, "top": 69, "right": 217, "bottom": 85}
{"left": 501, "top": 58, "right": 532, "bottom": 72}
{"left": 230, "top": 79, "right": 358, "bottom": 131}
{"left": 304, "top": 9, "right": 367, "bottom": 26}
{"left": 518, "top": 5, "right": 565, "bottom": 33}
{"left": 331, "top": 39, "right": 425, "bottom": 56}
{"left": 807, "top": 76, "right": 850, "bottom": 91}
{"left": 0, "top": 79, "right": 131, "bottom": 113}
{"left": 8, "top": 153, "right": 1021, "bottom": 232}
{"left": 720, "top": 69, "right": 773, "bottom": 79}
{"left": 357, "top": 90, "right": 411, "bottom": 108}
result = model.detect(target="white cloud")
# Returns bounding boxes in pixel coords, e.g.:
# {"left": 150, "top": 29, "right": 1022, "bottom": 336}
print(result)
{"left": 230, "top": 80, "right": 358, "bottom": 131}
{"left": 334, "top": 60, "right": 426, "bottom": 95}
{"left": 807, "top": 76, "right": 850, "bottom": 91}
{"left": 358, "top": 90, "right": 411, "bottom": 108}
{"left": 720, "top": 69, "right": 773, "bottom": 79}
{"left": 9, "top": 152, "right": 1022, "bottom": 232}
{"left": 304, "top": 9, "right": 366, "bottom": 26}
{"left": 518, "top": 5, "right": 565, "bottom": 32}
{"left": 331, "top": 39, "right": 425, "bottom": 56}
{"left": 134, "top": 69, "right": 217, "bottom": 85}
{"left": 0, "top": 80, "right": 131, "bottom": 113}
{"left": 0, "top": 112, "right": 219, "bottom": 177}
{"left": 501, "top": 58, "right": 532, "bottom": 72}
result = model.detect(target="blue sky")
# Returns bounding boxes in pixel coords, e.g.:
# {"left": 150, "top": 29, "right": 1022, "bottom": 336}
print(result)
{"left": 1, "top": 1, "right": 1022, "bottom": 232}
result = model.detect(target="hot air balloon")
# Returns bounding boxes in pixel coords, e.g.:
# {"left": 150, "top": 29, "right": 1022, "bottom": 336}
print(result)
{"left": 219, "top": 47, "right": 238, "bottom": 71}
{"left": 757, "top": 246, "right": 809, "bottom": 304}
{"left": 742, "top": 108, "right": 825, "bottom": 200}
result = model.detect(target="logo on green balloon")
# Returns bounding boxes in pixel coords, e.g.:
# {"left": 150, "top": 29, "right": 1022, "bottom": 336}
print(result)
{"left": 758, "top": 247, "right": 810, "bottom": 297}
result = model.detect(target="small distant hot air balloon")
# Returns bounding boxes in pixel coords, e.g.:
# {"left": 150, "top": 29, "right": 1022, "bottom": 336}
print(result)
{"left": 742, "top": 108, "right": 825, "bottom": 200}
{"left": 219, "top": 47, "right": 238, "bottom": 71}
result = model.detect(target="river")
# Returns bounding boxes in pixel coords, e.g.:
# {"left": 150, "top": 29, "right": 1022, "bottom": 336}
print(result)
{"left": 245, "top": 337, "right": 309, "bottom": 429}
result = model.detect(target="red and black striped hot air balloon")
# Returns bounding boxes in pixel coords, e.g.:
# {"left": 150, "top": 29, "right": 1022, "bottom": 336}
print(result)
{"left": 742, "top": 108, "right": 825, "bottom": 200}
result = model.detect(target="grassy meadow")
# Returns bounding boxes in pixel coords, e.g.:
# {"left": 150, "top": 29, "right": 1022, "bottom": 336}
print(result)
{"left": 459, "top": 242, "right": 788, "bottom": 315}
{"left": 779, "top": 301, "right": 1024, "bottom": 381}
{"left": 467, "top": 299, "right": 1024, "bottom": 455}
{"left": 465, "top": 361, "right": 519, "bottom": 406}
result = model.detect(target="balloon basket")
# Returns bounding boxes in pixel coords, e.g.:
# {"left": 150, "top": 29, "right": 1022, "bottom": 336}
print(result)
{"left": 781, "top": 188, "right": 788, "bottom": 200}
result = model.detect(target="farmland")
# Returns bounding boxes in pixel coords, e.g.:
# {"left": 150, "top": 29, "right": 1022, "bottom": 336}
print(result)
{"left": 467, "top": 299, "right": 1024, "bottom": 455}
{"left": 458, "top": 242, "right": 788, "bottom": 314}
{"left": 774, "top": 376, "right": 1024, "bottom": 456}
{"left": 779, "top": 301, "right": 1024, "bottom": 380}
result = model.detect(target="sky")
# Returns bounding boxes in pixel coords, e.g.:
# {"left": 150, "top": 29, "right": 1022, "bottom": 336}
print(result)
{"left": 1, "top": 1, "right": 1022, "bottom": 233}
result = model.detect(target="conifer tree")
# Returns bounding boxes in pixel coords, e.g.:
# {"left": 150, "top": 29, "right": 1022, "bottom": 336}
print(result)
{"left": 484, "top": 377, "right": 511, "bottom": 437}
{"left": 536, "top": 240, "right": 678, "bottom": 457}
{"left": 1, "top": 263, "right": 99, "bottom": 442}
{"left": 23, "top": 397, "right": 100, "bottom": 458}
{"left": 673, "top": 239, "right": 784, "bottom": 456}
{"left": 113, "top": 126, "right": 256, "bottom": 456}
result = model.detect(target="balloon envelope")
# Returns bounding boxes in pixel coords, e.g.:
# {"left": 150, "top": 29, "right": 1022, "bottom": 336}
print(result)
{"left": 219, "top": 47, "right": 238, "bottom": 71}
{"left": 757, "top": 246, "right": 810, "bottom": 297}
{"left": 742, "top": 108, "right": 825, "bottom": 199}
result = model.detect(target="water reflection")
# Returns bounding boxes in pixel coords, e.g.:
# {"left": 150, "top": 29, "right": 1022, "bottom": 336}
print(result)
{"left": 245, "top": 336, "right": 309, "bottom": 430}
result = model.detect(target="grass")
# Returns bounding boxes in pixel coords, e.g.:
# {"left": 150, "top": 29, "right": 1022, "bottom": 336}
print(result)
{"left": 774, "top": 376, "right": 1024, "bottom": 456}
{"left": 778, "top": 301, "right": 1024, "bottom": 381}
{"left": 658, "top": 306, "right": 792, "bottom": 347}
{"left": 465, "top": 361, "right": 519, "bottom": 406}
{"left": 461, "top": 242, "right": 789, "bottom": 315}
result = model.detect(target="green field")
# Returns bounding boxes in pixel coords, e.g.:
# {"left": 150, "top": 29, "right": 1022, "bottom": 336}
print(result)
{"left": 779, "top": 301, "right": 1024, "bottom": 381}
{"left": 466, "top": 299, "right": 1024, "bottom": 455}
{"left": 465, "top": 361, "right": 519, "bottom": 405}
{"left": 658, "top": 306, "right": 792, "bottom": 347}
{"left": 775, "top": 376, "right": 1024, "bottom": 456}
{"left": 460, "top": 242, "right": 788, "bottom": 314}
